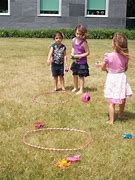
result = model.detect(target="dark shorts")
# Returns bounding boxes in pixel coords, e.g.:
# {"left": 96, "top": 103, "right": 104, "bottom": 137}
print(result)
{"left": 51, "top": 62, "right": 64, "bottom": 77}
{"left": 70, "top": 62, "right": 89, "bottom": 77}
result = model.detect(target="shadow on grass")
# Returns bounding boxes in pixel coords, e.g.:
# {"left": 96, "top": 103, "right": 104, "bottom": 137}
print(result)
{"left": 124, "top": 111, "right": 135, "bottom": 121}
{"left": 105, "top": 111, "right": 135, "bottom": 123}
{"left": 65, "top": 86, "right": 97, "bottom": 92}
{"left": 85, "top": 87, "right": 97, "bottom": 92}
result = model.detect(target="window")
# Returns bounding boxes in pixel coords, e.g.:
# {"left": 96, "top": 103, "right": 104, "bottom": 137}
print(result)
{"left": 127, "top": 0, "right": 135, "bottom": 17}
{"left": 85, "top": 0, "right": 109, "bottom": 17}
{"left": 38, "top": 0, "right": 61, "bottom": 16}
{"left": 0, "top": 0, "right": 10, "bottom": 15}
{"left": 126, "top": 0, "right": 135, "bottom": 29}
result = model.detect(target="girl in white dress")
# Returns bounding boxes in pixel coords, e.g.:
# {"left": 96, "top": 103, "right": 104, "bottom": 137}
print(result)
{"left": 97, "top": 32, "right": 132, "bottom": 125}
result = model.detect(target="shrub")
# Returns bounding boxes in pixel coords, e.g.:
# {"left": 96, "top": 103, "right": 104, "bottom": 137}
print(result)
{"left": 0, "top": 28, "right": 135, "bottom": 39}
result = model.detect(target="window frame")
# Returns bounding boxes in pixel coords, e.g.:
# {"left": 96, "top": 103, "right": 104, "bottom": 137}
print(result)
{"left": 37, "top": 0, "right": 62, "bottom": 17}
{"left": 85, "top": 0, "right": 109, "bottom": 17}
{"left": 0, "top": 0, "right": 10, "bottom": 16}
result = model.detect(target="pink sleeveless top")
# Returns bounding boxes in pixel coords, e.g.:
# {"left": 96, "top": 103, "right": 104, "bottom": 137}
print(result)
{"left": 73, "top": 38, "right": 87, "bottom": 64}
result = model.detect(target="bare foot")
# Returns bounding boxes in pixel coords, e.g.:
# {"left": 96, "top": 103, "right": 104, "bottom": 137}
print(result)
{"left": 61, "top": 88, "right": 66, "bottom": 92}
{"left": 52, "top": 89, "right": 58, "bottom": 92}
{"left": 76, "top": 90, "right": 83, "bottom": 95}
{"left": 71, "top": 88, "right": 77, "bottom": 93}
{"left": 106, "top": 121, "right": 113, "bottom": 125}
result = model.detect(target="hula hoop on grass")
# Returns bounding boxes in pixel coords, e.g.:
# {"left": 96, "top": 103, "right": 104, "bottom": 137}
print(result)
{"left": 32, "top": 91, "right": 73, "bottom": 105}
{"left": 23, "top": 128, "right": 92, "bottom": 151}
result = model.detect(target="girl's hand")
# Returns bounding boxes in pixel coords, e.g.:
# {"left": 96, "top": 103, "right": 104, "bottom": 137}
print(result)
{"left": 47, "top": 60, "right": 50, "bottom": 66}
{"left": 95, "top": 61, "right": 102, "bottom": 68}
{"left": 71, "top": 53, "right": 74, "bottom": 57}
{"left": 65, "top": 65, "right": 69, "bottom": 72}
{"left": 71, "top": 54, "right": 79, "bottom": 60}
{"left": 74, "top": 55, "right": 80, "bottom": 59}
{"left": 71, "top": 55, "right": 76, "bottom": 60}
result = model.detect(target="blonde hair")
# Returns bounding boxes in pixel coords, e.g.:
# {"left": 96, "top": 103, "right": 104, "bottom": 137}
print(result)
{"left": 75, "top": 24, "right": 88, "bottom": 41}
{"left": 113, "top": 32, "right": 129, "bottom": 58}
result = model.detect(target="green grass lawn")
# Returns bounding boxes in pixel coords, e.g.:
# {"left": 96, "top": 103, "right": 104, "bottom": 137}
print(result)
{"left": 0, "top": 38, "right": 135, "bottom": 180}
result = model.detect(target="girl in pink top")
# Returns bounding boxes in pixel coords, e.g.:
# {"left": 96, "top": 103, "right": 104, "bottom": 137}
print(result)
{"left": 97, "top": 32, "right": 132, "bottom": 125}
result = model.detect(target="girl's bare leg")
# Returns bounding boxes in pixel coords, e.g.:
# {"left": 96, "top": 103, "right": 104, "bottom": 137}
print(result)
{"left": 76, "top": 77, "right": 84, "bottom": 95}
{"left": 59, "top": 75, "right": 65, "bottom": 91}
{"left": 53, "top": 76, "right": 58, "bottom": 91}
{"left": 72, "top": 75, "right": 78, "bottom": 92}
{"left": 118, "top": 99, "right": 126, "bottom": 118}
{"left": 107, "top": 103, "right": 115, "bottom": 125}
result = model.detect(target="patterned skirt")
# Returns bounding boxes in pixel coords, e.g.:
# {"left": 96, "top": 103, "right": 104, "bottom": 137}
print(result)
{"left": 70, "top": 62, "right": 89, "bottom": 77}
{"left": 104, "top": 72, "right": 132, "bottom": 104}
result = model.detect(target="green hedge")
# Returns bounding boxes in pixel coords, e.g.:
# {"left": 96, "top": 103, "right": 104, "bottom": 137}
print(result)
{"left": 0, "top": 28, "right": 135, "bottom": 39}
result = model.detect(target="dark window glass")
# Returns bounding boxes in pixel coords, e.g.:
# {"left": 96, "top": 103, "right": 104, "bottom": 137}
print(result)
{"left": 127, "top": 0, "right": 135, "bottom": 17}
{"left": 40, "top": 10, "right": 58, "bottom": 14}
{"left": 126, "top": 0, "right": 135, "bottom": 29}
{"left": 0, "top": 0, "right": 8, "bottom": 13}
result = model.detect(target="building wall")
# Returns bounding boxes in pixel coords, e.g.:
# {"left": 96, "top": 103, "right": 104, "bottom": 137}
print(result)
{"left": 0, "top": 0, "right": 127, "bottom": 29}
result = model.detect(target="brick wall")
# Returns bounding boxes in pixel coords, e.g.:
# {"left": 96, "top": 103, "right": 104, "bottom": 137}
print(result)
{"left": 0, "top": 0, "right": 127, "bottom": 29}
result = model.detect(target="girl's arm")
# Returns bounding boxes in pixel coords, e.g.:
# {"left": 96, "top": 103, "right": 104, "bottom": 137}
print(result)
{"left": 101, "top": 62, "right": 107, "bottom": 71}
{"left": 47, "top": 47, "right": 53, "bottom": 65}
{"left": 64, "top": 50, "right": 68, "bottom": 67}
{"left": 125, "top": 61, "right": 128, "bottom": 71}
{"left": 125, "top": 65, "right": 128, "bottom": 71}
